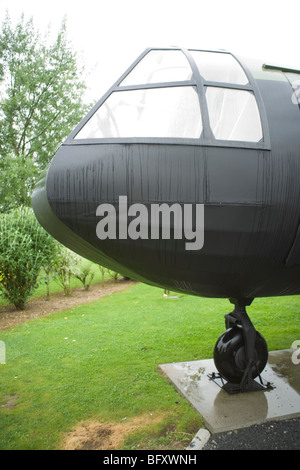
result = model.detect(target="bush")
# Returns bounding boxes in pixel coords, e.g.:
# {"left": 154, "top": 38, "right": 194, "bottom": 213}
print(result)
{"left": 39, "top": 239, "right": 62, "bottom": 300}
{"left": 53, "top": 247, "right": 81, "bottom": 296}
{"left": 107, "top": 269, "right": 120, "bottom": 282}
{"left": 99, "top": 265, "right": 120, "bottom": 283}
{"left": 74, "top": 260, "right": 95, "bottom": 291}
{"left": 0, "top": 206, "right": 57, "bottom": 309}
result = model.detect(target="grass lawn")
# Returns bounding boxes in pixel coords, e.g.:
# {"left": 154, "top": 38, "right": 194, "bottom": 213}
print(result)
{"left": 0, "top": 282, "right": 299, "bottom": 450}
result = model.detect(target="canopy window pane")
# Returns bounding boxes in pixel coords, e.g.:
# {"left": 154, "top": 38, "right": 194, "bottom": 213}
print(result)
{"left": 120, "top": 50, "right": 193, "bottom": 86}
{"left": 189, "top": 51, "right": 249, "bottom": 85}
{"left": 206, "top": 87, "right": 263, "bottom": 142}
{"left": 284, "top": 72, "right": 300, "bottom": 107}
{"left": 75, "top": 87, "right": 202, "bottom": 139}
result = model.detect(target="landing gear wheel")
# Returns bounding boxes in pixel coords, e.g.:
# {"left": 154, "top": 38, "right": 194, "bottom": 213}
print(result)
{"left": 213, "top": 326, "right": 268, "bottom": 384}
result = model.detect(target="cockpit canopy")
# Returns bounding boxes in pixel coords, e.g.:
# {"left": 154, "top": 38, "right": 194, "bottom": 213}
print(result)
{"left": 73, "top": 48, "right": 266, "bottom": 147}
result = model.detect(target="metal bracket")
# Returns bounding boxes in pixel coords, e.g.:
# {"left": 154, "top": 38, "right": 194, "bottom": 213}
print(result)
{"left": 208, "top": 371, "right": 274, "bottom": 395}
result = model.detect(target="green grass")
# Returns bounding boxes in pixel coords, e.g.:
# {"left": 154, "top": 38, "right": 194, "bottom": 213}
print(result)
{"left": 0, "top": 282, "right": 299, "bottom": 450}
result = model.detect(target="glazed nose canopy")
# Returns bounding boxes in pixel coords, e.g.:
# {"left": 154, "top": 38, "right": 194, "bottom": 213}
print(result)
{"left": 73, "top": 49, "right": 263, "bottom": 144}
{"left": 32, "top": 48, "right": 266, "bottom": 245}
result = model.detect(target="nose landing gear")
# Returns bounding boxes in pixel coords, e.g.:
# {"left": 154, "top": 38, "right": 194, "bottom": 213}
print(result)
{"left": 210, "top": 298, "right": 273, "bottom": 394}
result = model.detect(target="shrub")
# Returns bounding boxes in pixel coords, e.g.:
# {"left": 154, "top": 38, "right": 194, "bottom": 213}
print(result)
{"left": 74, "top": 260, "right": 95, "bottom": 291}
{"left": 53, "top": 247, "right": 81, "bottom": 296}
{"left": 98, "top": 265, "right": 120, "bottom": 283}
{"left": 99, "top": 265, "right": 107, "bottom": 283}
{"left": 0, "top": 206, "right": 57, "bottom": 309}
{"left": 39, "top": 239, "right": 62, "bottom": 300}
{"left": 107, "top": 269, "right": 120, "bottom": 282}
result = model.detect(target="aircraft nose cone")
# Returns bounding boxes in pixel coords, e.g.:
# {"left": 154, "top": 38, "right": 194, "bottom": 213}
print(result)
{"left": 31, "top": 168, "right": 87, "bottom": 260}
{"left": 31, "top": 144, "right": 128, "bottom": 273}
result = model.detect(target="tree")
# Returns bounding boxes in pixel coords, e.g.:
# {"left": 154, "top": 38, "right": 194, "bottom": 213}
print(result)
{"left": 74, "top": 260, "right": 96, "bottom": 291}
{"left": 39, "top": 238, "right": 61, "bottom": 300}
{"left": 0, "top": 13, "right": 89, "bottom": 212}
{"left": 53, "top": 247, "right": 81, "bottom": 296}
{"left": 0, "top": 206, "right": 58, "bottom": 309}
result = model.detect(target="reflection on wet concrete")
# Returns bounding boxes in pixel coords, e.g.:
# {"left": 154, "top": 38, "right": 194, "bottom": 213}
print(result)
{"left": 159, "top": 349, "right": 300, "bottom": 433}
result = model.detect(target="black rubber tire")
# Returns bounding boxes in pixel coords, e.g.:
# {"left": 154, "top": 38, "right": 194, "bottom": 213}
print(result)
{"left": 213, "top": 326, "right": 268, "bottom": 384}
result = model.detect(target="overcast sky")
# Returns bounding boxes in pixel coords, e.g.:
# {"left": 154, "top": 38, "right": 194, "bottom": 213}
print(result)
{"left": 0, "top": 0, "right": 299, "bottom": 102}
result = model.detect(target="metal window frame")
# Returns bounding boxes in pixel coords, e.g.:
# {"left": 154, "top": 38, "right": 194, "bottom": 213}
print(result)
{"left": 65, "top": 47, "right": 271, "bottom": 150}
{"left": 263, "top": 64, "right": 300, "bottom": 74}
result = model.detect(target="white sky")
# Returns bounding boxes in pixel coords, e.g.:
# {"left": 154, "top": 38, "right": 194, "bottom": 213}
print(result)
{"left": 0, "top": 0, "right": 299, "bottom": 103}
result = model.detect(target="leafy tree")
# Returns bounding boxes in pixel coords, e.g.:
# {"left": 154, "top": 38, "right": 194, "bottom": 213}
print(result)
{"left": 74, "top": 260, "right": 96, "bottom": 291}
{"left": 0, "top": 206, "right": 58, "bottom": 309}
{"left": 98, "top": 265, "right": 120, "bottom": 283}
{"left": 107, "top": 269, "right": 120, "bottom": 282}
{"left": 99, "top": 265, "right": 107, "bottom": 284}
{"left": 39, "top": 239, "right": 62, "bottom": 300}
{"left": 0, "top": 12, "right": 89, "bottom": 211}
{"left": 53, "top": 247, "right": 81, "bottom": 296}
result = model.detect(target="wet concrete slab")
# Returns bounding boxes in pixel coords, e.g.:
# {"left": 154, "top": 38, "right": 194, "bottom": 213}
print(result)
{"left": 159, "top": 349, "right": 300, "bottom": 434}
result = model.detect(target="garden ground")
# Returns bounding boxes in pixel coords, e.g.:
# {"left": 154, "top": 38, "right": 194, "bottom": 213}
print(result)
{"left": 0, "top": 279, "right": 205, "bottom": 450}
{"left": 0, "top": 277, "right": 136, "bottom": 331}
{"left": 0, "top": 280, "right": 299, "bottom": 450}
{"left": 0, "top": 278, "right": 158, "bottom": 451}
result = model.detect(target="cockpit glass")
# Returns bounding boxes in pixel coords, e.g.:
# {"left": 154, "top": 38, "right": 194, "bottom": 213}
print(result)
{"left": 284, "top": 72, "right": 300, "bottom": 107}
{"left": 74, "top": 48, "right": 265, "bottom": 145}
{"left": 189, "top": 51, "right": 249, "bottom": 85}
{"left": 206, "top": 87, "right": 263, "bottom": 142}
{"left": 75, "top": 86, "right": 202, "bottom": 139}
{"left": 120, "top": 50, "right": 193, "bottom": 86}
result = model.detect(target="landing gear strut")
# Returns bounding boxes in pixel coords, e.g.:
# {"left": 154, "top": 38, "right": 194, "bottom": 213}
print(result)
{"left": 210, "top": 298, "right": 273, "bottom": 394}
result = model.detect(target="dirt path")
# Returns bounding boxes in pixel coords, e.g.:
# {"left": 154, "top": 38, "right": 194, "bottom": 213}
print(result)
{"left": 0, "top": 279, "right": 137, "bottom": 331}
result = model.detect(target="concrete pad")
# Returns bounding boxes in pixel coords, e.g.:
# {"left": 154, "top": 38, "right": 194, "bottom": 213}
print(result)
{"left": 159, "top": 349, "right": 300, "bottom": 434}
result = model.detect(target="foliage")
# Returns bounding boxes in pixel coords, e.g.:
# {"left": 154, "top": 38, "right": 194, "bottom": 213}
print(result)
{"left": 107, "top": 269, "right": 120, "bottom": 282}
{"left": 0, "top": 206, "right": 58, "bottom": 309}
{"left": 99, "top": 265, "right": 120, "bottom": 283}
{"left": 74, "top": 260, "right": 95, "bottom": 291}
{"left": 0, "top": 12, "right": 89, "bottom": 211}
{"left": 99, "top": 265, "right": 107, "bottom": 283}
{"left": 52, "top": 247, "right": 81, "bottom": 296}
{"left": 52, "top": 250, "right": 98, "bottom": 295}
{"left": 39, "top": 239, "right": 62, "bottom": 300}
